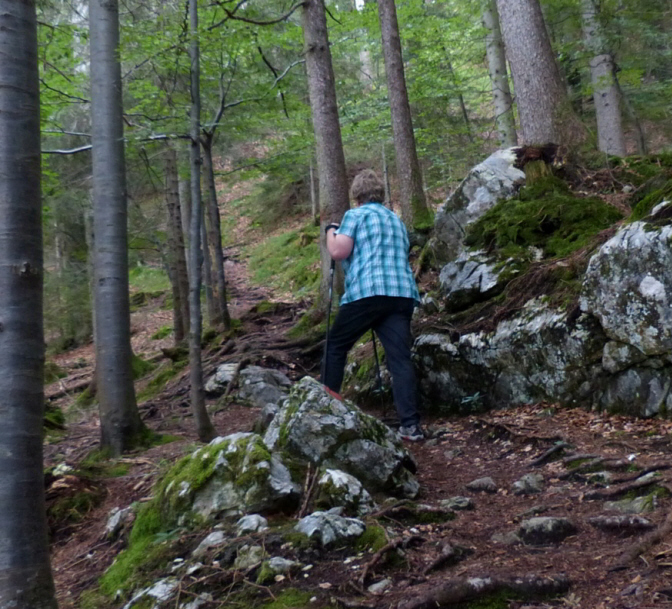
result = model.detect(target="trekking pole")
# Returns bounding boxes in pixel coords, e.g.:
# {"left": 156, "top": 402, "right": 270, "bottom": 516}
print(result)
{"left": 371, "top": 331, "right": 390, "bottom": 417}
{"left": 321, "top": 258, "right": 336, "bottom": 382}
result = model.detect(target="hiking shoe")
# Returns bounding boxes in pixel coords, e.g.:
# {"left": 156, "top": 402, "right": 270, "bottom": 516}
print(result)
{"left": 399, "top": 425, "right": 425, "bottom": 442}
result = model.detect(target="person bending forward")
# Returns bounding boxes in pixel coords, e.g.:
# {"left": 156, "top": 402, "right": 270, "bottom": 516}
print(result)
{"left": 322, "top": 169, "right": 423, "bottom": 441}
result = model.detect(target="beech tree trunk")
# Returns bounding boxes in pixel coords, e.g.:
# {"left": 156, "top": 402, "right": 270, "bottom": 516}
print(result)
{"left": 90, "top": 0, "right": 146, "bottom": 455}
{"left": 202, "top": 136, "right": 231, "bottom": 329}
{"left": 187, "top": 0, "right": 216, "bottom": 442}
{"left": 201, "top": 210, "right": 216, "bottom": 327}
{"left": 496, "top": 0, "right": 584, "bottom": 145}
{"left": 164, "top": 145, "right": 190, "bottom": 342}
{"left": 482, "top": 0, "right": 517, "bottom": 147}
{"left": 0, "top": 3, "right": 58, "bottom": 606}
{"left": 581, "top": 0, "right": 626, "bottom": 156}
{"left": 302, "top": 0, "right": 350, "bottom": 303}
{"left": 377, "top": 0, "right": 432, "bottom": 231}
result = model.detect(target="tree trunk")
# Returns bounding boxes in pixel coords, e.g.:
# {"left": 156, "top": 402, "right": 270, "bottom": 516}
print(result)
{"left": 164, "top": 144, "right": 190, "bottom": 342}
{"left": 382, "top": 142, "right": 391, "bottom": 206}
{"left": 202, "top": 136, "right": 231, "bottom": 329}
{"left": 309, "top": 157, "right": 319, "bottom": 226}
{"left": 302, "top": 0, "right": 351, "bottom": 305}
{"left": 496, "top": 0, "right": 584, "bottom": 146}
{"left": 581, "top": 0, "right": 626, "bottom": 156}
{"left": 187, "top": 0, "right": 216, "bottom": 443}
{"left": 482, "top": 0, "right": 517, "bottom": 147}
{"left": 90, "top": 0, "right": 145, "bottom": 455}
{"left": 377, "top": 0, "right": 432, "bottom": 232}
{"left": 0, "top": 3, "right": 57, "bottom": 606}
{"left": 201, "top": 208, "right": 216, "bottom": 327}
{"left": 179, "top": 167, "right": 191, "bottom": 274}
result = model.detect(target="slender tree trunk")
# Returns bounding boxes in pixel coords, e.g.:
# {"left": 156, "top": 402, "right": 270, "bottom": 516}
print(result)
{"left": 382, "top": 142, "right": 391, "bottom": 206}
{"left": 164, "top": 145, "right": 190, "bottom": 342}
{"left": 302, "top": 0, "right": 350, "bottom": 304}
{"left": 201, "top": 210, "right": 216, "bottom": 327}
{"left": 202, "top": 136, "right": 231, "bottom": 329}
{"left": 496, "top": 0, "right": 584, "bottom": 145}
{"left": 446, "top": 57, "right": 474, "bottom": 143}
{"left": 377, "top": 0, "right": 432, "bottom": 232}
{"left": 179, "top": 168, "right": 191, "bottom": 274}
{"left": 188, "top": 0, "right": 216, "bottom": 442}
{"left": 581, "top": 0, "right": 626, "bottom": 156}
{"left": 0, "top": 2, "right": 58, "bottom": 606}
{"left": 482, "top": 0, "right": 517, "bottom": 147}
{"left": 90, "top": 0, "right": 145, "bottom": 455}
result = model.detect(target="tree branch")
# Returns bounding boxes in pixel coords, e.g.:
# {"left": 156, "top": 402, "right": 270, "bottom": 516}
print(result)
{"left": 222, "top": 1, "right": 305, "bottom": 26}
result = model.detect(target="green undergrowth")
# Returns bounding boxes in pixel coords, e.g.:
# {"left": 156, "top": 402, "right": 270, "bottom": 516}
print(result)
{"left": 246, "top": 224, "right": 321, "bottom": 297}
{"left": 151, "top": 325, "right": 172, "bottom": 340}
{"left": 129, "top": 266, "right": 171, "bottom": 293}
{"left": 44, "top": 361, "right": 67, "bottom": 384}
{"left": 287, "top": 306, "right": 327, "bottom": 341}
{"left": 131, "top": 353, "right": 155, "bottom": 379}
{"left": 137, "top": 360, "right": 187, "bottom": 401}
{"left": 465, "top": 177, "right": 623, "bottom": 260}
{"left": 629, "top": 176, "right": 672, "bottom": 222}
{"left": 44, "top": 403, "right": 65, "bottom": 434}
{"left": 354, "top": 523, "right": 387, "bottom": 553}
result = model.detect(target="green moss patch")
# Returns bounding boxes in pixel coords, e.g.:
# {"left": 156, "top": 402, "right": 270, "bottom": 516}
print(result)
{"left": 131, "top": 353, "right": 155, "bottom": 379}
{"left": 630, "top": 176, "right": 672, "bottom": 222}
{"left": 246, "top": 224, "right": 321, "bottom": 297}
{"left": 354, "top": 524, "right": 387, "bottom": 553}
{"left": 465, "top": 177, "right": 623, "bottom": 260}
{"left": 151, "top": 325, "right": 172, "bottom": 340}
{"left": 137, "top": 360, "right": 186, "bottom": 401}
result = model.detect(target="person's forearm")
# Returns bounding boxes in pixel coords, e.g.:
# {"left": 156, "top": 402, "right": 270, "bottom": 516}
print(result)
{"left": 326, "top": 229, "right": 354, "bottom": 260}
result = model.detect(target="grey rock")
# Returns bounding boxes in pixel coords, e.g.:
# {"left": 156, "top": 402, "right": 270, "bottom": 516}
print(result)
{"left": 105, "top": 506, "right": 134, "bottom": 540}
{"left": 266, "top": 556, "right": 301, "bottom": 574}
{"left": 255, "top": 403, "right": 280, "bottom": 433}
{"left": 317, "top": 469, "right": 375, "bottom": 516}
{"left": 265, "top": 377, "right": 418, "bottom": 497}
{"left": 512, "top": 473, "right": 544, "bottom": 495}
{"left": 581, "top": 222, "right": 672, "bottom": 356}
{"left": 518, "top": 517, "right": 577, "bottom": 545}
{"left": 238, "top": 366, "right": 292, "bottom": 407}
{"left": 598, "top": 367, "right": 672, "bottom": 417}
{"left": 294, "top": 510, "right": 366, "bottom": 547}
{"left": 122, "top": 578, "right": 178, "bottom": 609}
{"left": 465, "top": 477, "right": 498, "bottom": 493}
{"left": 491, "top": 531, "right": 521, "bottom": 546}
{"left": 236, "top": 514, "right": 268, "bottom": 536}
{"left": 584, "top": 471, "right": 614, "bottom": 486}
{"left": 602, "top": 341, "right": 647, "bottom": 374}
{"left": 588, "top": 515, "right": 655, "bottom": 532}
{"left": 606, "top": 496, "right": 658, "bottom": 514}
{"left": 420, "top": 294, "right": 440, "bottom": 315}
{"left": 430, "top": 148, "right": 525, "bottom": 266}
{"left": 439, "top": 250, "right": 507, "bottom": 312}
{"left": 204, "top": 363, "right": 239, "bottom": 395}
{"left": 192, "top": 531, "right": 228, "bottom": 558}
{"left": 234, "top": 544, "right": 266, "bottom": 570}
{"left": 368, "top": 578, "right": 392, "bottom": 595}
{"left": 439, "top": 496, "right": 474, "bottom": 511}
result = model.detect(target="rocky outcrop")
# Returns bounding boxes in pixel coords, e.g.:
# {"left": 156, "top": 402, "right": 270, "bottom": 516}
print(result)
{"left": 430, "top": 148, "right": 525, "bottom": 266}
{"left": 418, "top": 211, "right": 672, "bottom": 418}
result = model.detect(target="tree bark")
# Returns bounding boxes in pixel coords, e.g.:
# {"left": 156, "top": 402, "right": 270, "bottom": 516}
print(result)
{"left": 302, "top": 0, "right": 350, "bottom": 304}
{"left": 377, "top": 0, "right": 432, "bottom": 231}
{"left": 164, "top": 144, "right": 190, "bottom": 342}
{"left": 201, "top": 208, "right": 216, "bottom": 327}
{"left": 482, "top": 0, "right": 517, "bottom": 147}
{"left": 90, "top": 0, "right": 145, "bottom": 455}
{"left": 496, "top": 0, "right": 584, "bottom": 146}
{"left": 581, "top": 0, "right": 626, "bottom": 156}
{"left": 202, "top": 136, "right": 231, "bottom": 329}
{"left": 0, "top": 2, "right": 58, "bottom": 606}
{"left": 187, "top": 0, "right": 216, "bottom": 442}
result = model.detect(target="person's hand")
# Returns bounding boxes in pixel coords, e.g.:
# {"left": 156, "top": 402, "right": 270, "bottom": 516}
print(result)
{"left": 324, "top": 223, "right": 340, "bottom": 235}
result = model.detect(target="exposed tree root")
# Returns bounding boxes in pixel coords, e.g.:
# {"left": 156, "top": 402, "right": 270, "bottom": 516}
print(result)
{"left": 583, "top": 476, "right": 668, "bottom": 501}
{"left": 422, "top": 543, "right": 473, "bottom": 576}
{"left": 359, "top": 535, "right": 424, "bottom": 586}
{"left": 530, "top": 442, "right": 572, "bottom": 466}
{"left": 396, "top": 574, "right": 570, "bottom": 609}
{"left": 613, "top": 507, "right": 672, "bottom": 571}
{"left": 473, "top": 418, "right": 564, "bottom": 443}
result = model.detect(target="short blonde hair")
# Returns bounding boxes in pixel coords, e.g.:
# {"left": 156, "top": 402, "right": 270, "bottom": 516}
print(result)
{"left": 350, "top": 169, "right": 385, "bottom": 205}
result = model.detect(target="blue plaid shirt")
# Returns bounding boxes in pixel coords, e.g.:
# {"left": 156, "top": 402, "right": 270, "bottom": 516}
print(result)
{"left": 336, "top": 203, "right": 420, "bottom": 305}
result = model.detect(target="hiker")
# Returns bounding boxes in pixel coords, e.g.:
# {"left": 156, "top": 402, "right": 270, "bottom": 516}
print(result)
{"left": 321, "top": 169, "right": 424, "bottom": 441}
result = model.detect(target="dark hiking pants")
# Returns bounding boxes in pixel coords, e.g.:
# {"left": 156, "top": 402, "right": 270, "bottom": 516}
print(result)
{"left": 321, "top": 295, "right": 419, "bottom": 427}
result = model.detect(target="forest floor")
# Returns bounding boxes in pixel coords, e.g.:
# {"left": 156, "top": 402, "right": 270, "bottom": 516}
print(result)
{"left": 43, "top": 172, "right": 672, "bottom": 609}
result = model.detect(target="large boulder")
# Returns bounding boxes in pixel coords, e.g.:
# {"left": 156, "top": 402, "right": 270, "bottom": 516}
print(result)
{"left": 264, "top": 377, "right": 419, "bottom": 497}
{"left": 205, "top": 364, "right": 291, "bottom": 407}
{"left": 581, "top": 222, "right": 672, "bottom": 356}
{"left": 158, "top": 432, "right": 302, "bottom": 523}
{"left": 430, "top": 148, "right": 525, "bottom": 266}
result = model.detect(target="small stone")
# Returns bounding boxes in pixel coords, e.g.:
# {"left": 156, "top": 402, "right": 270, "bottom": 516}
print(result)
{"left": 444, "top": 448, "right": 463, "bottom": 460}
{"left": 511, "top": 473, "right": 544, "bottom": 495}
{"left": 585, "top": 471, "right": 614, "bottom": 486}
{"left": 105, "top": 506, "right": 134, "bottom": 540}
{"left": 465, "top": 477, "right": 498, "bottom": 493}
{"left": 192, "top": 531, "right": 227, "bottom": 558}
{"left": 368, "top": 578, "right": 392, "bottom": 595}
{"left": 236, "top": 514, "right": 268, "bottom": 536}
{"left": 440, "top": 496, "right": 474, "bottom": 511}
{"left": 518, "top": 517, "right": 577, "bottom": 545}
{"left": 606, "top": 496, "right": 657, "bottom": 514}
{"left": 295, "top": 511, "right": 365, "bottom": 547}
{"left": 491, "top": 531, "right": 521, "bottom": 546}
{"left": 233, "top": 545, "right": 265, "bottom": 570}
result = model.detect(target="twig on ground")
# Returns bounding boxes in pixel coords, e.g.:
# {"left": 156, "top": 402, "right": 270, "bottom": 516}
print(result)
{"left": 530, "top": 442, "right": 572, "bottom": 466}
{"left": 358, "top": 535, "right": 423, "bottom": 586}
